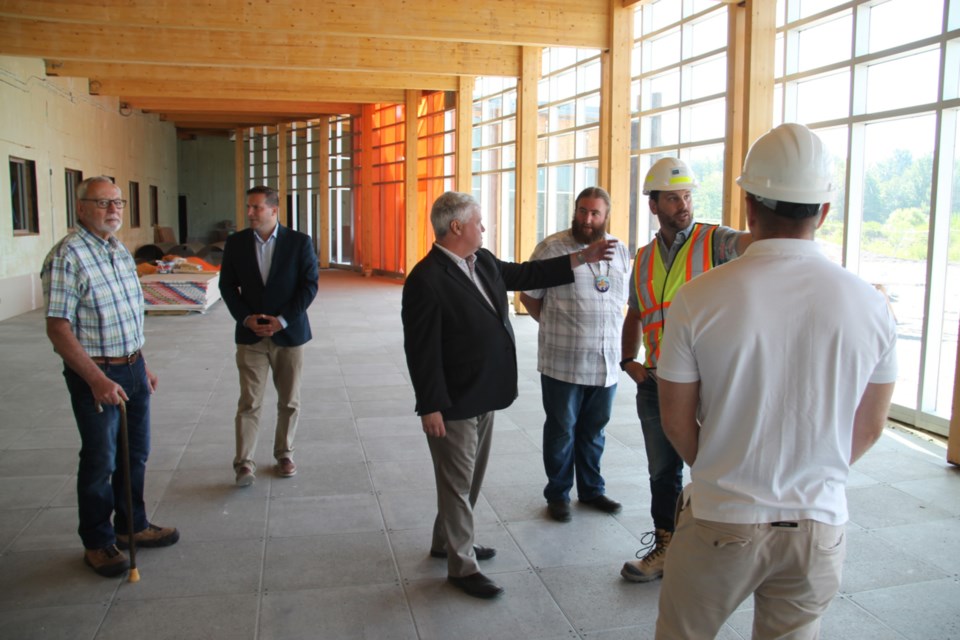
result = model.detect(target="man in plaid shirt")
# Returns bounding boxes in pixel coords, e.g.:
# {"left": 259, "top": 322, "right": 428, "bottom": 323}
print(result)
{"left": 42, "top": 176, "right": 179, "bottom": 578}
{"left": 520, "top": 187, "right": 631, "bottom": 523}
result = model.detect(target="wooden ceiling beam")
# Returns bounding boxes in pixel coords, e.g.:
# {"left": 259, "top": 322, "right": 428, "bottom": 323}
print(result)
{"left": 122, "top": 98, "right": 362, "bottom": 116}
{"left": 1, "top": 18, "right": 523, "bottom": 77}
{"left": 47, "top": 61, "right": 460, "bottom": 92}
{"left": 0, "top": 0, "right": 609, "bottom": 48}
{"left": 90, "top": 77, "right": 405, "bottom": 103}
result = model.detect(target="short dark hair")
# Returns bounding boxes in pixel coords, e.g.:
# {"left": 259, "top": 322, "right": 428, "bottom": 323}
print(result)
{"left": 747, "top": 193, "right": 821, "bottom": 219}
{"left": 647, "top": 190, "right": 660, "bottom": 203}
{"left": 246, "top": 185, "right": 279, "bottom": 207}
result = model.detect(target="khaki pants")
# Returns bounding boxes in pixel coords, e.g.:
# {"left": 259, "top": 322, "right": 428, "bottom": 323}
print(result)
{"left": 233, "top": 340, "right": 304, "bottom": 471}
{"left": 656, "top": 496, "right": 845, "bottom": 640}
{"left": 427, "top": 412, "right": 494, "bottom": 577}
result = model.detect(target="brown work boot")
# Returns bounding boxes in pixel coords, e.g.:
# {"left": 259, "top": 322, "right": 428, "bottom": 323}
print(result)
{"left": 116, "top": 523, "right": 180, "bottom": 549}
{"left": 84, "top": 544, "right": 130, "bottom": 578}
{"left": 621, "top": 529, "right": 673, "bottom": 582}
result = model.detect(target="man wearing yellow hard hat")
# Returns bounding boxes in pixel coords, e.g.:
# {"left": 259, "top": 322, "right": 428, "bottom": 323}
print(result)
{"left": 620, "top": 157, "right": 752, "bottom": 583}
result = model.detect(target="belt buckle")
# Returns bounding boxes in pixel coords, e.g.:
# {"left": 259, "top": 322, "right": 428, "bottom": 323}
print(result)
{"left": 126, "top": 351, "right": 138, "bottom": 364}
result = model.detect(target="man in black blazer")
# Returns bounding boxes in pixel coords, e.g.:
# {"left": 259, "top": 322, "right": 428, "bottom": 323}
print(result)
{"left": 219, "top": 185, "right": 319, "bottom": 487}
{"left": 402, "top": 191, "right": 617, "bottom": 599}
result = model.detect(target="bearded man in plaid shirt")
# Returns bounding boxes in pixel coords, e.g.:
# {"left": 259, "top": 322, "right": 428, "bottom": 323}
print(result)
{"left": 520, "top": 187, "right": 631, "bottom": 523}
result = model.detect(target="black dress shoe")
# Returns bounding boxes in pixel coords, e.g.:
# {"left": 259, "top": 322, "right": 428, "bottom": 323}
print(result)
{"left": 579, "top": 494, "right": 622, "bottom": 514}
{"left": 448, "top": 572, "right": 504, "bottom": 599}
{"left": 547, "top": 501, "right": 572, "bottom": 522}
{"left": 430, "top": 545, "right": 497, "bottom": 561}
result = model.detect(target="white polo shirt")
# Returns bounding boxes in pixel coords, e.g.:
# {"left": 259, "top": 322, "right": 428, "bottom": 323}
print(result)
{"left": 657, "top": 239, "right": 898, "bottom": 525}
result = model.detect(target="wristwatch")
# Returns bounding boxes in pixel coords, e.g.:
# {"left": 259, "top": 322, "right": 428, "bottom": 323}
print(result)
{"left": 619, "top": 358, "right": 635, "bottom": 371}
{"left": 576, "top": 250, "right": 586, "bottom": 264}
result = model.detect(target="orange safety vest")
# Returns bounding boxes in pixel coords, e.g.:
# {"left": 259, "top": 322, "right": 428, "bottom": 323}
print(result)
{"left": 634, "top": 223, "right": 717, "bottom": 367}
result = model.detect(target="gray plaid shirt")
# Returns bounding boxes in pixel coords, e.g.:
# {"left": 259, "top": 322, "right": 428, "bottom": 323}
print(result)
{"left": 525, "top": 230, "right": 631, "bottom": 387}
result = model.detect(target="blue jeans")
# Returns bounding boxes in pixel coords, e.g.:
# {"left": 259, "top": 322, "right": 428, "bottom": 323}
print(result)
{"left": 64, "top": 359, "right": 151, "bottom": 549}
{"left": 636, "top": 376, "right": 684, "bottom": 531}
{"left": 541, "top": 374, "right": 616, "bottom": 504}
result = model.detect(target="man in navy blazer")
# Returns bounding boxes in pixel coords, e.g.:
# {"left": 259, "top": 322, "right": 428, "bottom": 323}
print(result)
{"left": 402, "top": 191, "right": 617, "bottom": 599}
{"left": 219, "top": 185, "right": 319, "bottom": 487}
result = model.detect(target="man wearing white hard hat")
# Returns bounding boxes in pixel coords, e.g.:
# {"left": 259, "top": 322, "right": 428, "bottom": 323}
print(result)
{"left": 653, "top": 123, "right": 897, "bottom": 638}
{"left": 620, "top": 158, "right": 751, "bottom": 583}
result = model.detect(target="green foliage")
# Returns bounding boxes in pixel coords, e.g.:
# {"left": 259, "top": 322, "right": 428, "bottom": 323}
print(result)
{"left": 862, "top": 150, "right": 933, "bottom": 224}
{"left": 863, "top": 207, "right": 929, "bottom": 261}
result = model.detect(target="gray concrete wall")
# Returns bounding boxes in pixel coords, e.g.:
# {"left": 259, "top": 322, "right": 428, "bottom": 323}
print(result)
{"left": 177, "top": 136, "right": 237, "bottom": 245}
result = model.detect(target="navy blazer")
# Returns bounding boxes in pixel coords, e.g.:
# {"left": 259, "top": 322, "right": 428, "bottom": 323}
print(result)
{"left": 402, "top": 246, "right": 574, "bottom": 421}
{"left": 219, "top": 225, "right": 319, "bottom": 347}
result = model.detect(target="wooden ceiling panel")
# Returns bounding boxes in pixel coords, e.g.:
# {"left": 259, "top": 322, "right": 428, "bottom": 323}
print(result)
{"left": 4, "top": 19, "right": 522, "bottom": 77}
{"left": 0, "top": 0, "right": 608, "bottom": 48}
{"left": 123, "top": 98, "right": 362, "bottom": 116}
{"left": 48, "top": 61, "right": 460, "bottom": 92}
{"left": 0, "top": 0, "right": 612, "bottom": 134}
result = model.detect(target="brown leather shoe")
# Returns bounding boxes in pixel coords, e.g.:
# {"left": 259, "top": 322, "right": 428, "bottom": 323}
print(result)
{"left": 116, "top": 523, "right": 180, "bottom": 549}
{"left": 236, "top": 464, "right": 255, "bottom": 487}
{"left": 276, "top": 458, "right": 297, "bottom": 477}
{"left": 84, "top": 544, "right": 130, "bottom": 577}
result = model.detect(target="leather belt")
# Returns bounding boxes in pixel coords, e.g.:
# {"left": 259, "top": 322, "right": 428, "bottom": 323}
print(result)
{"left": 91, "top": 350, "right": 141, "bottom": 366}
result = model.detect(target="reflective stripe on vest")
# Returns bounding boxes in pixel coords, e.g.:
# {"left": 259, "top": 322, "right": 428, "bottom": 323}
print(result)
{"left": 633, "top": 223, "right": 717, "bottom": 367}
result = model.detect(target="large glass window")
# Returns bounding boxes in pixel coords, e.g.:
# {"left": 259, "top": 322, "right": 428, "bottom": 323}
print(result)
{"left": 473, "top": 76, "right": 518, "bottom": 260}
{"left": 776, "top": 0, "right": 958, "bottom": 434}
{"left": 416, "top": 92, "right": 457, "bottom": 266}
{"left": 537, "top": 47, "right": 602, "bottom": 244}
{"left": 630, "top": 1, "right": 729, "bottom": 252}
{"left": 329, "top": 115, "right": 354, "bottom": 265}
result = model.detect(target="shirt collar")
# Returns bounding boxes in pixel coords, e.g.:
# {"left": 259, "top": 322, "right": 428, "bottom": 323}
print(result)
{"left": 76, "top": 222, "right": 119, "bottom": 250}
{"left": 255, "top": 223, "right": 281, "bottom": 244}
{"left": 658, "top": 220, "right": 696, "bottom": 250}
{"left": 435, "top": 242, "right": 470, "bottom": 267}
{"left": 743, "top": 238, "right": 825, "bottom": 258}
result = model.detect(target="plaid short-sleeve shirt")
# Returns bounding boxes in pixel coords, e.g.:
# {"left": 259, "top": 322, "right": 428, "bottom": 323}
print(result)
{"left": 524, "top": 230, "right": 631, "bottom": 387}
{"left": 41, "top": 224, "right": 145, "bottom": 357}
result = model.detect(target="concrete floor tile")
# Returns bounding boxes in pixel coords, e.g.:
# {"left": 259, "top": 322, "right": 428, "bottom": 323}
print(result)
{"left": 268, "top": 493, "right": 384, "bottom": 538}
{"left": 847, "top": 484, "right": 953, "bottom": 529}
{"left": 0, "top": 548, "right": 119, "bottom": 610}
{"left": 0, "top": 604, "right": 108, "bottom": 640}
{"left": 114, "top": 538, "right": 263, "bottom": 600}
{"left": 841, "top": 528, "right": 949, "bottom": 593}
{"left": 96, "top": 593, "right": 258, "bottom": 640}
{"left": 259, "top": 584, "right": 418, "bottom": 640}
{"left": 539, "top": 562, "right": 662, "bottom": 633}
{"left": 0, "top": 475, "right": 70, "bottom": 509}
{"left": 405, "top": 570, "right": 576, "bottom": 640}
{"left": 849, "top": 578, "right": 960, "bottom": 640}
{"left": 263, "top": 531, "right": 397, "bottom": 591}
{"left": 872, "top": 516, "right": 960, "bottom": 575}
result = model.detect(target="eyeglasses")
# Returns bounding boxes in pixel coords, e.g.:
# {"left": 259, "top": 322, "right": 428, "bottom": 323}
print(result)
{"left": 81, "top": 198, "right": 127, "bottom": 209}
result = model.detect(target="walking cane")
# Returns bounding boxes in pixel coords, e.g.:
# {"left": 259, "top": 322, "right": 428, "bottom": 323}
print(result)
{"left": 118, "top": 399, "right": 141, "bottom": 583}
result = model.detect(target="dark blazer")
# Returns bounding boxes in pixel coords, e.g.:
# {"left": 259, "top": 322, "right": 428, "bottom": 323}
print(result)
{"left": 402, "top": 246, "right": 574, "bottom": 421}
{"left": 219, "top": 225, "right": 319, "bottom": 347}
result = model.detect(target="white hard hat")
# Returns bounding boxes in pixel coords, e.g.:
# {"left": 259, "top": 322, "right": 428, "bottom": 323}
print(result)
{"left": 737, "top": 123, "right": 835, "bottom": 205}
{"left": 642, "top": 158, "right": 698, "bottom": 195}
